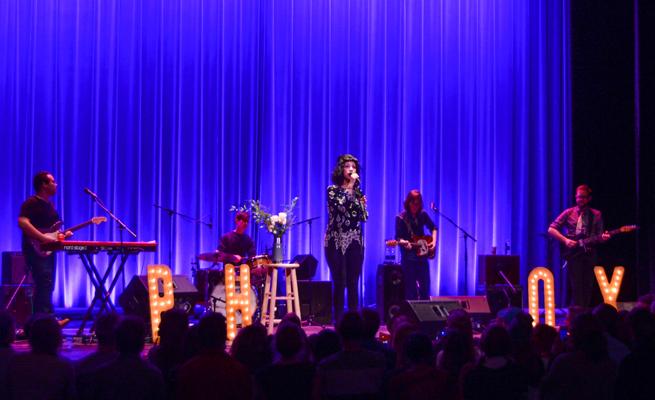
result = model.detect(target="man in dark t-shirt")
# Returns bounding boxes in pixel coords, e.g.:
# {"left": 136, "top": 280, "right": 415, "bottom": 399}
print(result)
{"left": 548, "top": 184, "right": 609, "bottom": 307}
{"left": 18, "top": 172, "right": 71, "bottom": 315}
{"left": 217, "top": 211, "right": 256, "bottom": 266}
{"left": 395, "top": 190, "right": 437, "bottom": 300}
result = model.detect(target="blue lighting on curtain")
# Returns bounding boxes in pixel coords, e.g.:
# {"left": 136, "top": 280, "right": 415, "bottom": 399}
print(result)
{"left": 0, "top": 0, "right": 571, "bottom": 307}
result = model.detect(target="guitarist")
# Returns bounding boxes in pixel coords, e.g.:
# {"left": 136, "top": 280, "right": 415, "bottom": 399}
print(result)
{"left": 18, "top": 172, "right": 72, "bottom": 318}
{"left": 395, "top": 190, "right": 437, "bottom": 300}
{"left": 548, "top": 184, "right": 609, "bottom": 308}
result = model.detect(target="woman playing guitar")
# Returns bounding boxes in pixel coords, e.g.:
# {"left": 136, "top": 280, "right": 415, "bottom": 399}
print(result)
{"left": 395, "top": 190, "right": 437, "bottom": 300}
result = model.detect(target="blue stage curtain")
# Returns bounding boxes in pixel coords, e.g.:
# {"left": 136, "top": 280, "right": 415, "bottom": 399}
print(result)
{"left": 0, "top": 0, "right": 570, "bottom": 307}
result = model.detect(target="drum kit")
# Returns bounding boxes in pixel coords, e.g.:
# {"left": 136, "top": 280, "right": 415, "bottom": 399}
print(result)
{"left": 192, "top": 251, "right": 272, "bottom": 323}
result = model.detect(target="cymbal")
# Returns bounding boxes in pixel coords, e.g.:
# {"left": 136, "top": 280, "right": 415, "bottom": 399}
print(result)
{"left": 197, "top": 251, "right": 225, "bottom": 263}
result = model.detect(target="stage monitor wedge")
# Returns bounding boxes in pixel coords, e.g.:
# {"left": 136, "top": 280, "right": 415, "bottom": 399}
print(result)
{"left": 400, "top": 300, "right": 462, "bottom": 337}
{"left": 119, "top": 275, "right": 199, "bottom": 321}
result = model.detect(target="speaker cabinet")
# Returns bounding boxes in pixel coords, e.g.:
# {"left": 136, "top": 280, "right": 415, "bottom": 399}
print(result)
{"left": 1, "top": 285, "right": 33, "bottom": 326}
{"left": 291, "top": 255, "right": 318, "bottom": 280}
{"left": 2, "top": 252, "right": 32, "bottom": 285}
{"left": 400, "top": 300, "right": 463, "bottom": 337}
{"left": 298, "top": 280, "right": 332, "bottom": 325}
{"left": 477, "top": 255, "right": 520, "bottom": 286}
{"left": 429, "top": 296, "right": 491, "bottom": 321}
{"left": 481, "top": 284, "right": 523, "bottom": 316}
{"left": 119, "top": 275, "right": 199, "bottom": 320}
{"left": 376, "top": 263, "right": 405, "bottom": 322}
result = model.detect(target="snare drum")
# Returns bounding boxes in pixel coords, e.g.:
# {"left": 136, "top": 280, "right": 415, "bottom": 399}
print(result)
{"left": 208, "top": 283, "right": 258, "bottom": 324}
{"left": 248, "top": 255, "right": 271, "bottom": 284}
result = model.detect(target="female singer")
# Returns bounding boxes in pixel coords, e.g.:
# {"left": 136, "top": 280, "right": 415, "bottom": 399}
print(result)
{"left": 324, "top": 154, "right": 368, "bottom": 322}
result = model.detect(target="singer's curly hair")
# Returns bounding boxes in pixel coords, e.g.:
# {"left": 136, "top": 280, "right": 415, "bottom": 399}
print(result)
{"left": 331, "top": 154, "right": 362, "bottom": 188}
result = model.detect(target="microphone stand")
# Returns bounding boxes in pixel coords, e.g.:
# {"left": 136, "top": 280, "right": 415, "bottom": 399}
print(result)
{"left": 430, "top": 204, "right": 477, "bottom": 294}
{"left": 154, "top": 204, "right": 212, "bottom": 268}
{"left": 291, "top": 216, "right": 320, "bottom": 255}
{"left": 91, "top": 195, "right": 137, "bottom": 241}
{"left": 87, "top": 192, "right": 137, "bottom": 316}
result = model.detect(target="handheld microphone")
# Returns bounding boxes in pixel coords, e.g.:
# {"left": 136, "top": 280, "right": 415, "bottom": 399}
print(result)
{"left": 83, "top": 188, "right": 98, "bottom": 199}
{"left": 350, "top": 171, "right": 359, "bottom": 181}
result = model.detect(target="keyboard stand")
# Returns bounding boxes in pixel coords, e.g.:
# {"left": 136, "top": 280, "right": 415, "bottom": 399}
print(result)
{"left": 76, "top": 252, "right": 131, "bottom": 337}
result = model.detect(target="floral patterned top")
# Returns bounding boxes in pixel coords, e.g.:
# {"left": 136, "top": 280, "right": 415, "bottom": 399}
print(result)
{"left": 324, "top": 185, "right": 368, "bottom": 254}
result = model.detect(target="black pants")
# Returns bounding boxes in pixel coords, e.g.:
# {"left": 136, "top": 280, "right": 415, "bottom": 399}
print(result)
{"left": 402, "top": 258, "right": 430, "bottom": 300}
{"left": 326, "top": 241, "right": 363, "bottom": 323}
{"left": 23, "top": 247, "right": 56, "bottom": 314}
{"left": 566, "top": 254, "right": 596, "bottom": 308}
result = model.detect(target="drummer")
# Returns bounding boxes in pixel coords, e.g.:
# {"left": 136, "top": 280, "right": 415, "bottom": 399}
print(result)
{"left": 216, "top": 210, "right": 256, "bottom": 266}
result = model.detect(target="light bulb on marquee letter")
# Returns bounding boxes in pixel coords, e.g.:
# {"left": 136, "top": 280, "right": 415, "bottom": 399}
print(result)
{"left": 594, "top": 266, "right": 624, "bottom": 309}
{"left": 528, "top": 267, "right": 556, "bottom": 327}
{"left": 224, "top": 263, "right": 252, "bottom": 341}
{"left": 147, "top": 264, "right": 174, "bottom": 344}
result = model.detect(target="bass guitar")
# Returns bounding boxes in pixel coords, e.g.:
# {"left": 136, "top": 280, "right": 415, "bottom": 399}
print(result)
{"left": 385, "top": 235, "right": 436, "bottom": 259}
{"left": 31, "top": 216, "right": 107, "bottom": 257}
{"left": 562, "top": 224, "right": 638, "bottom": 258}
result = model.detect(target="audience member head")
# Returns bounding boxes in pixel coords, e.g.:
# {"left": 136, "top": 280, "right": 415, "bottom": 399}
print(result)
{"left": 28, "top": 315, "right": 62, "bottom": 355}
{"left": 570, "top": 312, "right": 607, "bottom": 362}
{"left": 446, "top": 309, "right": 473, "bottom": 336}
{"left": 481, "top": 324, "right": 512, "bottom": 358}
{"left": 361, "top": 308, "right": 381, "bottom": 341}
{"left": 115, "top": 316, "right": 146, "bottom": 356}
{"left": 280, "top": 312, "right": 301, "bottom": 327}
{"left": 592, "top": 303, "right": 620, "bottom": 337}
{"left": 385, "top": 305, "right": 403, "bottom": 333}
{"left": 94, "top": 312, "right": 120, "bottom": 349}
{"left": 391, "top": 321, "right": 417, "bottom": 356}
{"left": 337, "top": 310, "right": 365, "bottom": 344}
{"left": 566, "top": 306, "right": 587, "bottom": 328}
{"left": 158, "top": 308, "right": 189, "bottom": 346}
{"left": 275, "top": 321, "right": 307, "bottom": 361}
{"left": 231, "top": 323, "right": 271, "bottom": 372}
{"left": 531, "top": 324, "right": 559, "bottom": 357}
{"left": 184, "top": 324, "right": 201, "bottom": 359}
{"left": 508, "top": 311, "right": 534, "bottom": 348}
{"left": 0, "top": 311, "right": 16, "bottom": 348}
{"left": 496, "top": 307, "right": 522, "bottom": 327}
{"left": 439, "top": 329, "right": 476, "bottom": 375}
{"left": 627, "top": 307, "right": 655, "bottom": 349}
{"left": 403, "top": 332, "right": 434, "bottom": 366}
{"left": 636, "top": 293, "right": 655, "bottom": 310}
{"left": 198, "top": 312, "right": 227, "bottom": 350}
{"left": 309, "top": 329, "right": 341, "bottom": 362}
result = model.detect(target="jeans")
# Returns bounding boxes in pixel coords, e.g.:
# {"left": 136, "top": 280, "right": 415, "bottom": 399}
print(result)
{"left": 326, "top": 241, "right": 364, "bottom": 323}
{"left": 22, "top": 246, "right": 56, "bottom": 314}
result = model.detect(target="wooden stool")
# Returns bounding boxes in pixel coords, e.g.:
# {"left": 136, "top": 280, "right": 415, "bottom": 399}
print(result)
{"left": 260, "top": 263, "right": 301, "bottom": 334}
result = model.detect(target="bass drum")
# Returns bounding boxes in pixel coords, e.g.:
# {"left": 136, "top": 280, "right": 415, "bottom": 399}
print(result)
{"left": 208, "top": 283, "right": 258, "bottom": 324}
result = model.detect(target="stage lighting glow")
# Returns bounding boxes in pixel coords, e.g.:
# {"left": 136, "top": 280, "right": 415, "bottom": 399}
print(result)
{"left": 147, "top": 264, "right": 174, "bottom": 344}
{"left": 528, "top": 267, "right": 556, "bottom": 327}
{"left": 594, "top": 266, "right": 624, "bottom": 309}
{"left": 224, "top": 263, "right": 252, "bottom": 341}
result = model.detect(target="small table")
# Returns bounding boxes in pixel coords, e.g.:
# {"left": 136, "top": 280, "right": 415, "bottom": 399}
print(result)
{"left": 260, "top": 263, "right": 301, "bottom": 334}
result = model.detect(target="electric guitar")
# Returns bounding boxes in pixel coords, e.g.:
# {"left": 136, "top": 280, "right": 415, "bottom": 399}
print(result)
{"left": 562, "top": 224, "right": 638, "bottom": 258}
{"left": 31, "top": 216, "right": 107, "bottom": 257}
{"left": 385, "top": 235, "right": 436, "bottom": 259}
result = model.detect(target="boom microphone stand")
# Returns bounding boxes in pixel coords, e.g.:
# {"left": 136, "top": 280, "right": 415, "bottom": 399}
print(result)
{"left": 430, "top": 203, "right": 477, "bottom": 294}
{"left": 291, "top": 216, "right": 320, "bottom": 255}
{"left": 154, "top": 204, "right": 212, "bottom": 268}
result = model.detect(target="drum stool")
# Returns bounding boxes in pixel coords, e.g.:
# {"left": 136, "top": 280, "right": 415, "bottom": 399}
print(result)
{"left": 260, "top": 263, "right": 301, "bottom": 334}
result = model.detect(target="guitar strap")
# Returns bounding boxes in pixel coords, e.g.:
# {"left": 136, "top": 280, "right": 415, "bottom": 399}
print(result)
{"left": 402, "top": 213, "right": 416, "bottom": 238}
